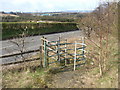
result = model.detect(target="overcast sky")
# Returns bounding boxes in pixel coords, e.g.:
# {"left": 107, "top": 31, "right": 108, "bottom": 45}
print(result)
{"left": 0, "top": 0, "right": 117, "bottom": 12}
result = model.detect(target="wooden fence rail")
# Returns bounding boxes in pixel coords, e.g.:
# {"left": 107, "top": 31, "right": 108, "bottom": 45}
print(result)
{"left": 0, "top": 49, "right": 40, "bottom": 58}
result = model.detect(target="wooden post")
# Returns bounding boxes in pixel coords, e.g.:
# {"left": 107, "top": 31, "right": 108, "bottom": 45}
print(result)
{"left": 43, "top": 37, "right": 48, "bottom": 67}
{"left": 57, "top": 37, "right": 61, "bottom": 62}
{"left": 41, "top": 36, "right": 44, "bottom": 67}
{"left": 43, "top": 40, "right": 47, "bottom": 67}
{"left": 74, "top": 41, "right": 77, "bottom": 71}
{"left": 41, "top": 36, "right": 44, "bottom": 52}
{"left": 39, "top": 46, "right": 43, "bottom": 68}
{"left": 46, "top": 41, "right": 49, "bottom": 67}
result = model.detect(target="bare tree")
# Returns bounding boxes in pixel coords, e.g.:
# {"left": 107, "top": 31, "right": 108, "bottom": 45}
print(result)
{"left": 9, "top": 27, "right": 30, "bottom": 64}
{"left": 77, "top": 1, "right": 118, "bottom": 76}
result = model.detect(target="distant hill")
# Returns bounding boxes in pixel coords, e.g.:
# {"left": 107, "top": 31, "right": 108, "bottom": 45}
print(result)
{"left": 0, "top": 12, "right": 19, "bottom": 17}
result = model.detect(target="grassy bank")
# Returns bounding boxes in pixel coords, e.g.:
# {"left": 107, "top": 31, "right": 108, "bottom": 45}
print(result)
{"left": 2, "top": 35, "right": 118, "bottom": 88}
{"left": 1, "top": 22, "right": 78, "bottom": 40}
{"left": 2, "top": 68, "right": 49, "bottom": 88}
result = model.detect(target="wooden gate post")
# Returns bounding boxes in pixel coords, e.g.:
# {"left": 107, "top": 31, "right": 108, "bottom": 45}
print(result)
{"left": 43, "top": 39, "right": 47, "bottom": 67}
{"left": 46, "top": 41, "right": 49, "bottom": 67}
{"left": 41, "top": 36, "right": 45, "bottom": 67}
{"left": 39, "top": 46, "right": 43, "bottom": 68}
{"left": 57, "top": 37, "right": 61, "bottom": 62}
{"left": 42, "top": 36, "right": 44, "bottom": 50}
{"left": 74, "top": 41, "right": 77, "bottom": 71}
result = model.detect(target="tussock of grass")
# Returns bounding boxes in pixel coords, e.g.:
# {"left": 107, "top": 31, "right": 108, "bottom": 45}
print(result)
{"left": 2, "top": 67, "right": 51, "bottom": 88}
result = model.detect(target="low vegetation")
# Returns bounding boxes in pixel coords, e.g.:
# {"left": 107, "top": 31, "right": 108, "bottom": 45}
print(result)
{"left": 2, "top": 36, "right": 118, "bottom": 88}
{"left": 1, "top": 12, "right": 85, "bottom": 22}
{"left": 1, "top": 22, "right": 78, "bottom": 40}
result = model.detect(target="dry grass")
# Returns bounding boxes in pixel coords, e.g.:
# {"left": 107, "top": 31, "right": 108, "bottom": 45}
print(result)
{"left": 2, "top": 34, "right": 118, "bottom": 88}
{"left": 2, "top": 66, "right": 51, "bottom": 88}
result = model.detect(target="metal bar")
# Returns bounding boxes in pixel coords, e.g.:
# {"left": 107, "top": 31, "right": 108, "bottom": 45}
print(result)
{"left": 46, "top": 42, "right": 87, "bottom": 46}
{"left": 76, "top": 43, "right": 87, "bottom": 46}
{"left": 76, "top": 58, "right": 86, "bottom": 62}
{"left": 77, "top": 49, "right": 86, "bottom": 52}
{"left": 65, "top": 39, "right": 67, "bottom": 65}
{"left": 74, "top": 41, "right": 77, "bottom": 71}
{"left": 46, "top": 45, "right": 65, "bottom": 59}
{"left": 59, "top": 47, "right": 66, "bottom": 49}
{"left": 49, "top": 60, "right": 59, "bottom": 64}
{"left": 76, "top": 54, "right": 84, "bottom": 56}
{"left": 50, "top": 57, "right": 57, "bottom": 60}
{"left": 47, "top": 47, "right": 57, "bottom": 53}
{"left": 65, "top": 47, "right": 86, "bottom": 51}
{"left": 48, "top": 52, "right": 66, "bottom": 58}
{"left": 76, "top": 47, "right": 86, "bottom": 50}
{"left": 67, "top": 53, "right": 84, "bottom": 56}
{"left": 48, "top": 54, "right": 58, "bottom": 57}
{"left": 55, "top": 41, "right": 58, "bottom": 61}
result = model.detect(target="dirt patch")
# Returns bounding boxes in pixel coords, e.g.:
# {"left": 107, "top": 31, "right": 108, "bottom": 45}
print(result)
{"left": 48, "top": 65, "right": 118, "bottom": 88}
{"left": 48, "top": 66, "right": 95, "bottom": 88}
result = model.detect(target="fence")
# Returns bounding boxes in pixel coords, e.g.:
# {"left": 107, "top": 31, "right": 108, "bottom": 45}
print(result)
{"left": 1, "top": 49, "right": 40, "bottom": 65}
{"left": 41, "top": 36, "right": 86, "bottom": 70}
{"left": 1, "top": 36, "right": 86, "bottom": 71}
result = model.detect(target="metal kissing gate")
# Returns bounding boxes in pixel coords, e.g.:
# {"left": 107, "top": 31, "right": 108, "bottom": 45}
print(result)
{"left": 41, "top": 36, "right": 86, "bottom": 70}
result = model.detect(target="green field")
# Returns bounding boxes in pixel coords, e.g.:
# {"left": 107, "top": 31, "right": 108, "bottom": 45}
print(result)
{"left": 1, "top": 22, "right": 78, "bottom": 40}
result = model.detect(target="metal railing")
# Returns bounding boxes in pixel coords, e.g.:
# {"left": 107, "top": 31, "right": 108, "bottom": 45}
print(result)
{"left": 41, "top": 36, "right": 86, "bottom": 70}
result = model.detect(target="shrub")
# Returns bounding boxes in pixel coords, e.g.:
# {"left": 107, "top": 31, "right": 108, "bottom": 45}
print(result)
{"left": 1, "top": 22, "right": 78, "bottom": 40}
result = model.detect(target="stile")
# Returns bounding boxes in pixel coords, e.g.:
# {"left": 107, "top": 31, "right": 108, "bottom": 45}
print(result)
{"left": 41, "top": 36, "right": 86, "bottom": 71}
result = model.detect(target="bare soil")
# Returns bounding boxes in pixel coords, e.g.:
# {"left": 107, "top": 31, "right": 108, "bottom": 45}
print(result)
{"left": 47, "top": 66, "right": 97, "bottom": 88}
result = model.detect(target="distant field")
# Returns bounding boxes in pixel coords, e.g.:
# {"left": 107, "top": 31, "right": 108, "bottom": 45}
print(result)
{"left": 1, "top": 22, "right": 78, "bottom": 40}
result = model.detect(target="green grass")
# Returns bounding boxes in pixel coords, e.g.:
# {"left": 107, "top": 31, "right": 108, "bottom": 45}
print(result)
{"left": 2, "top": 68, "right": 50, "bottom": 88}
